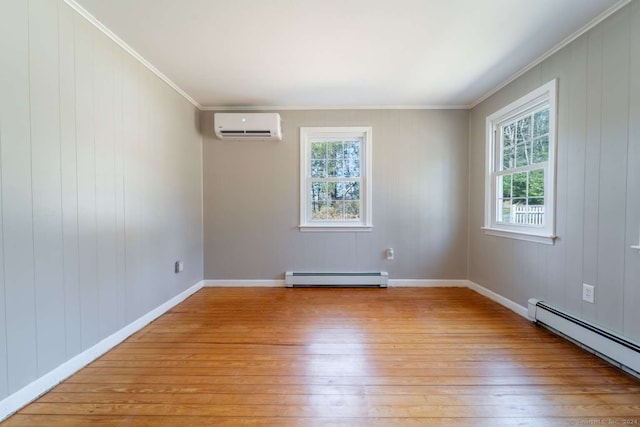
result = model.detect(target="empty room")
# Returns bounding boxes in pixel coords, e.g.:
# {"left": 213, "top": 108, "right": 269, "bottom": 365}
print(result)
{"left": 1, "top": 0, "right": 639, "bottom": 425}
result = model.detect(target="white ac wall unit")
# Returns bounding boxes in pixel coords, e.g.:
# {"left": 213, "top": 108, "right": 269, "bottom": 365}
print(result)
{"left": 214, "top": 113, "right": 282, "bottom": 141}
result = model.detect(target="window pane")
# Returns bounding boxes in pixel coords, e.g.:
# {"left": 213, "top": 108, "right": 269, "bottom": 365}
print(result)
{"left": 501, "top": 124, "right": 515, "bottom": 170}
{"left": 500, "top": 174, "right": 512, "bottom": 198}
{"left": 311, "top": 202, "right": 326, "bottom": 220}
{"left": 311, "top": 160, "right": 326, "bottom": 178}
{"left": 515, "top": 142, "right": 530, "bottom": 167}
{"left": 516, "top": 116, "right": 532, "bottom": 144}
{"left": 327, "top": 160, "right": 345, "bottom": 177}
{"left": 344, "top": 201, "right": 360, "bottom": 219}
{"left": 311, "top": 182, "right": 328, "bottom": 201}
{"left": 328, "top": 201, "right": 342, "bottom": 219}
{"left": 512, "top": 172, "right": 527, "bottom": 198}
{"left": 532, "top": 136, "right": 549, "bottom": 163}
{"left": 327, "top": 182, "right": 338, "bottom": 201}
{"left": 344, "top": 159, "right": 360, "bottom": 177}
{"left": 344, "top": 141, "right": 360, "bottom": 159}
{"left": 502, "top": 147, "right": 514, "bottom": 170}
{"left": 343, "top": 182, "right": 360, "bottom": 200}
{"left": 499, "top": 199, "right": 511, "bottom": 223}
{"left": 503, "top": 124, "right": 515, "bottom": 148}
{"left": 528, "top": 169, "right": 544, "bottom": 197}
{"left": 328, "top": 141, "right": 343, "bottom": 159}
{"left": 515, "top": 116, "right": 532, "bottom": 167}
{"left": 533, "top": 109, "right": 549, "bottom": 138}
{"left": 311, "top": 142, "right": 327, "bottom": 160}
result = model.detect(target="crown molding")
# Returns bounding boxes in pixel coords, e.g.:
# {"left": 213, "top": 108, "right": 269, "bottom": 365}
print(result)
{"left": 469, "top": 0, "right": 633, "bottom": 109}
{"left": 200, "top": 104, "right": 471, "bottom": 111}
{"left": 63, "top": 0, "right": 202, "bottom": 110}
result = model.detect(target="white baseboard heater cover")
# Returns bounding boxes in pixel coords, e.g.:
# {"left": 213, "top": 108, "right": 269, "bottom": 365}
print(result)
{"left": 528, "top": 298, "right": 640, "bottom": 376}
{"left": 285, "top": 271, "right": 388, "bottom": 288}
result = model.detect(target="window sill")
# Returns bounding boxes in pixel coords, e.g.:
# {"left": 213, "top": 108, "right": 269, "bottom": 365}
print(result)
{"left": 299, "top": 225, "right": 373, "bottom": 233}
{"left": 482, "top": 227, "right": 556, "bottom": 245}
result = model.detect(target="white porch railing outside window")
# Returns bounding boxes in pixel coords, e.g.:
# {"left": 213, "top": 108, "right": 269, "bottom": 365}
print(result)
{"left": 511, "top": 204, "right": 544, "bottom": 226}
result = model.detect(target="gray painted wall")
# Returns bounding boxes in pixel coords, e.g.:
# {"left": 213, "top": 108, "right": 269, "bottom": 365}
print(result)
{"left": 203, "top": 109, "right": 469, "bottom": 281}
{"left": 0, "top": 0, "right": 203, "bottom": 400}
{"left": 469, "top": 2, "right": 640, "bottom": 342}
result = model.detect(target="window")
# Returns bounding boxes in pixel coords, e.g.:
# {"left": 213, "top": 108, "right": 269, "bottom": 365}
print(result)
{"left": 299, "top": 127, "right": 372, "bottom": 231}
{"left": 484, "top": 79, "right": 557, "bottom": 244}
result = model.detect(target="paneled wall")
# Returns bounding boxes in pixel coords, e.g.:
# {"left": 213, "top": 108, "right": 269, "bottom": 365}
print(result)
{"left": 202, "top": 109, "right": 469, "bottom": 281}
{"left": 0, "top": 0, "right": 203, "bottom": 399}
{"left": 468, "top": 2, "right": 640, "bottom": 341}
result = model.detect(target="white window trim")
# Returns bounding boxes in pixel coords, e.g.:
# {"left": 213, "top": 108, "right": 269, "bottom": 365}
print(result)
{"left": 299, "top": 126, "right": 373, "bottom": 232}
{"left": 483, "top": 79, "right": 558, "bottom": 245}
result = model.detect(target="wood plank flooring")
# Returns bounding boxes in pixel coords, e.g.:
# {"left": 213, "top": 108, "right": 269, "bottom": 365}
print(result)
{"left": 2, "top": 287, "right": 639, "bottom": 426}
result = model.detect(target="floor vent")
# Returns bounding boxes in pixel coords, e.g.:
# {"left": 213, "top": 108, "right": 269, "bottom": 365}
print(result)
{"left": 285, "top": 271, "right": 388, "bottom": 288}
{"left": 528, "top": 298, "right": 640, "bottom": 377}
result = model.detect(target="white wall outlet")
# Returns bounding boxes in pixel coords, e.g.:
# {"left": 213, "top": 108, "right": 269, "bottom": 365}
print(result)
{"left": 175, "top": 261, "right": 184, "bottom": 274}
{"left": 385, "top": 248, "right": 394, "bottom": 260}
{"left": 582, "top": 283, "right": 595, "bottom": 303}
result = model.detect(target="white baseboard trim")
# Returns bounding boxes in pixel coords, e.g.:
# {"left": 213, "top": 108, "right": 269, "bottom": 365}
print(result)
{"left": 466, "top": 280, "right": 528, "bottom": 318}
{"left": 0, "top": 280, "right": 204, "bottom": 422}
{"left": 203, "top": 280, "right": 285, "bottom": 287}
{"left": 388, "top": 279, "right": 469, "bottom": 287}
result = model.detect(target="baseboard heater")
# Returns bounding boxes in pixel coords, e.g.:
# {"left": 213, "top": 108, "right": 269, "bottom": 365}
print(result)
{"left": 285, "top": 271, "right": 388, "bottom": 288}
{"left": 528, "top": 299, "right": 640, "bottom": 376}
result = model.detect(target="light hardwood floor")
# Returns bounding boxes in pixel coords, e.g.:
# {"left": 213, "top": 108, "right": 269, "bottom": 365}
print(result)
{"left": 2, "top": 287, "right": 639, "bottom": 426}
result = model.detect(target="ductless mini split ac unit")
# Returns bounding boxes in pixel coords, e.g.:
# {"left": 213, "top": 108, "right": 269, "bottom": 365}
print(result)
{"left": 214, "top": 113, "right": 282, "bottom": 141}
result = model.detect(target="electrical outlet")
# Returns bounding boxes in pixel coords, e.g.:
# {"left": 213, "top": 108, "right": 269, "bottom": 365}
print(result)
{"left": 175, "top": 261, "right": 184, "bottom": 274}
{"left": 582, "top": 283, "right": 595, "bottom": 303}
{"left": 385, "top": 248, "right": 394, "bottom": 260}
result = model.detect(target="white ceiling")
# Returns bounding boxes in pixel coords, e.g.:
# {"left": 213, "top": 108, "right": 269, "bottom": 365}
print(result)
{"left": 72, "top": 0, "right": 624, "bottom": 109}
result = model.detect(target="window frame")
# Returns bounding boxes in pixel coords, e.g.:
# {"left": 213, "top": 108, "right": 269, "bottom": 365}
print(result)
{"left": 299, "top": 126, "right": 373, "bottom": 232}
{"left": 484, "top": 79, "right": 558, "bottom": 245}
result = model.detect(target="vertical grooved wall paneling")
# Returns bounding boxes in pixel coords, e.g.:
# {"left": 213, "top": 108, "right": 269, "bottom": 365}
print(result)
{"left": 564, "top": 34, "right": 588, "bottom": 318}
{"left": 469, "top": 2, "right": 639, "bottom": 341}
{"left": 581, "top": 23, "right": 604, "bottom": 323}
{"left": 59, "top": 0, "right": 82, "bottom": 361}
{"left": 29, "top": 0, "right": 66, "bottom": 377}
{"left": 624, "top": 0, "right": 640, "bottom": 342}
{"left": 0, "top": 0, "right": 203, "bottom": 401}
{"left": 0, "top": 0, "right": 38, "bottom": 394}
{"left": 75, "top": 12, "right": 100, "bottom": 350}
{"left": 93, "top": 26, "right": 118, "bottom": 340}
{"left": 597, "top": 9, "right": 629, "bottom": 332}
{"left": 0, "top": 1, "right": 7, "bottom": 398}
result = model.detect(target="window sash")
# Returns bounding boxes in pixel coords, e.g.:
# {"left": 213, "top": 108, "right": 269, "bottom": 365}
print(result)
{"left": 307, "top": 177, "right": 363, "bottom": 223}
{"left": 494, "top": 165, "right": 546, "bottom": 227}
{"left": 495, "top": 104, "right": 550, "bottom": 173}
